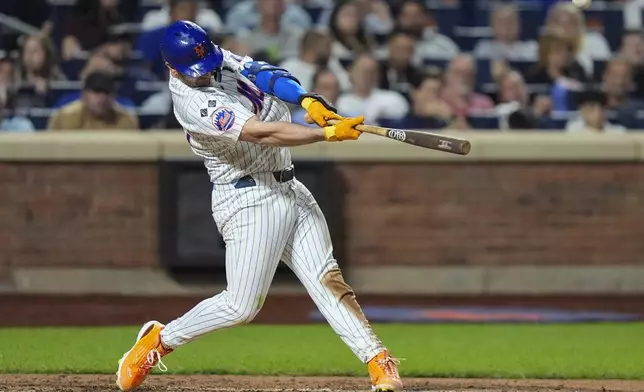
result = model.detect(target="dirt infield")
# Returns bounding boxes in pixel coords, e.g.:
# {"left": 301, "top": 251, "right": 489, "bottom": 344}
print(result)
{"left": 1, "top": 375, "right": 643, "bottom": 392}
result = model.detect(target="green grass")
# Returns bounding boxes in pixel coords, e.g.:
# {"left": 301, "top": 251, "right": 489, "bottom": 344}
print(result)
{"left": 0, "top": 323, "right": 643, "bottom": 379}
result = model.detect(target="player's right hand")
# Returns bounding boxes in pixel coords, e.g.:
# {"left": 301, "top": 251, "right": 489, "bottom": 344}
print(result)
{"left": 323, "top": 116, "right": 364, "bottom": 142}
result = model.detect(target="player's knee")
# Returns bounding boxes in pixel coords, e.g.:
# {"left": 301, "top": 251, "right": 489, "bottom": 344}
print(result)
{"left": 234, "top": 307, "right": 259, "bottom": 324}
{"left": 228, "top": 296, "right": 264, "bottom": 325}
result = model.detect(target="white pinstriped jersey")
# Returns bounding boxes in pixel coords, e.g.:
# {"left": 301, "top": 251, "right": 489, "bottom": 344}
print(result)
{"left": 170, "top": 49, "right": 292, "bottom": 184}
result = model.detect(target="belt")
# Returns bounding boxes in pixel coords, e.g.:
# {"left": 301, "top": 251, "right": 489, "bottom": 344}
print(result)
{"left": 233, "top": 167, "right": 294, "bottom": 189}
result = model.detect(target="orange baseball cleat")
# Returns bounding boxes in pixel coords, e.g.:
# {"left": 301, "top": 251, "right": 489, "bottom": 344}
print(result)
{"left": 116, "top": 321, "right": 173, "bottom": 391}
{"left": 368, "top": 350, "right": 404, "bottom": 392}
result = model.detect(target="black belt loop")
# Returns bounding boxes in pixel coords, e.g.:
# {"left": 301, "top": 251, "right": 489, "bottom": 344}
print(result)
{"left": 273, "top": 167, "right": 294, "bottom": 183}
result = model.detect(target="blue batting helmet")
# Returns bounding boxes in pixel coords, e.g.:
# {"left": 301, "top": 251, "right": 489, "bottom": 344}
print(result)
{"left": 160, "top": 20, "right": 223, "bottom": 78}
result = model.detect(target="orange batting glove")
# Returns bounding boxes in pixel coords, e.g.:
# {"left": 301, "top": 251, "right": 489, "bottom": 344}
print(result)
{"left": 299, "top": 93, "right": 343, "bottom": 127}
{"left": 323, "top": 116, "right": 364, "bottom": 142}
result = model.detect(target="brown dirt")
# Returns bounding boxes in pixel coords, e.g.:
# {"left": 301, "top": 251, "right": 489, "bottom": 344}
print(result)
{"left": 3, "top": 294, "right": 644, "bottom": 327}
{"left": 0, "top": 375, "right": 643, "bottom": 392}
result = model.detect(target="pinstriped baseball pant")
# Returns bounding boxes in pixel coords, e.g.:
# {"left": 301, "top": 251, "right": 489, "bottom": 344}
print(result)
{"left": 161, "top": 173, "right": 384, "bottom": 363}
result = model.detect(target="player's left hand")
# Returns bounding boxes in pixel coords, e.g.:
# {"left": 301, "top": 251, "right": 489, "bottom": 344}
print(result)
{"left": 299, "top": 93, "right": 343, "bottom": 127}
{"left": 324, "top": 115, "right": 364, "bottom": 142}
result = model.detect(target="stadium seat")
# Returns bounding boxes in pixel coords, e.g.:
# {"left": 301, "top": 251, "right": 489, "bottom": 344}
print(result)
{"left": 584, "top": 8, "right": 623, "bottom": 52}
{"left": 476, "top": 59, "right": 492, "bottom": 84}
{"left": 593, "top": 60, "right": 608, "bottom": 81}
{"left": 508, "top": 60, "right": 534, "bottom": 77}
{"left": 27, "top": 108, "right": 55, "bottom": 130}
{"left": 304, "top": 7, "right": 326, "bottom": 25}
{"left": 61, "top": 59, "right": 86, "bottom": 81}
{"left": 137, "top": 113, "right": 164, "bottom": 130}
{"left": 48, "top": 81, "right": 83, "bottom": 108}
{"left": 432, "top": 7, "right": 461, "bottom": 37}
{"left": 454, "top": 26, "right": 490, "bottom": 52}
{"left": 131, "top": 81, "right": 166, "bottom": 106}
{"left": 421, "top": 58, "right": 449, "bottom": 69}
{"left": 518, "top": 9, "right": 546, "bottom": 41}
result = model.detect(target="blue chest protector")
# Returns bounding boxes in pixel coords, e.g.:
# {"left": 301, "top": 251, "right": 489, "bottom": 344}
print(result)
{"left": 240, "top": 61, "right": 307, "bottom": 105}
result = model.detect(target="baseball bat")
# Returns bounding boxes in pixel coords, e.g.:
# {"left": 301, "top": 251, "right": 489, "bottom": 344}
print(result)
{"left": 328, "top": 120, "right": 471, "bottom": 155}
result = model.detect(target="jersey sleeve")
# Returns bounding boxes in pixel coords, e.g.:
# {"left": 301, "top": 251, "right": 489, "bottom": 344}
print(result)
{"left": 176, "top": 89, "right": 255, "bottom": 144}
{"left": 221, "top": 48, "right": 253, "bottom": 73}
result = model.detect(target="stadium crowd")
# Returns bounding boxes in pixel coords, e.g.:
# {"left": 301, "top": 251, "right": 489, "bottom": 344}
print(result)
{"left": 0, "top": 0, "right": 644, "bottom": 133}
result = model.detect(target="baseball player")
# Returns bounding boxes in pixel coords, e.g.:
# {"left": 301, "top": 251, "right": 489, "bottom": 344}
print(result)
{"left": 116, "top": 20, "right": 402, "bottom": 392}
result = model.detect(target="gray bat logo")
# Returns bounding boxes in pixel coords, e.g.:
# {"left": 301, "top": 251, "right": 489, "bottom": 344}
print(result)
{"left": 387, "top": 130, "right": 406, "bottom": 141}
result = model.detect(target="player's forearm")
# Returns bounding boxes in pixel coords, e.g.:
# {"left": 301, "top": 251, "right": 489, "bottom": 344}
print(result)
{"left": 241, "top": 120, "right": 325, "bottom": 147}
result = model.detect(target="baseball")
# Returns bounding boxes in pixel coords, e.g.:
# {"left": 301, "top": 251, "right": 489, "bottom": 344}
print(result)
{"left": 572, "top": 0, "right": 591, "bottom": 8}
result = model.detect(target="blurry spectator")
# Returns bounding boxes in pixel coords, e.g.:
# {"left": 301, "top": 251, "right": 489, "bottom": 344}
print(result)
{"left": 382, "top": 67, "right": 452, "bottom": 129}
{"left": 98, "top": 34, "right": 158, "bottom": 83}
{"left": 235, "top": 0, "right": 304, "bottom": 63}
{"left": 48, "top": 72, "right": 139, "bottom": 131}
{"left": 279, "top": 30, "right": 351, "bottom": 92}
{"left": 619, "top": 30, "right": 644, "bottom": 67}
{"left": 566, "top": 89, "right": 626, "bottom": 133}
{"left": 441, "top": 54, "right": 495, "bottom": 119}
{"left": 495, "top": 70, "right": 551, "bottom": 130}
{"left": 292, "top": 68, "right": 349, "bottom": 125}
{"left": 136, "top": 0, "right": 200, "bottom": 80}
{"left": 474, "top": 3, "right": 538, "bottom": 61}
{"left": 544, "top": 2, "right": 611, "bottom": 75}
{"left": 62, "top": 0, "right": 125, "bottom": 60}
{"left": 602, "top": 58, "right": 644, "bottom": 129}
{"left": 526, "top": 33, "right": 588, "bottom": 85}
{"left": 97, "top": 36, "right": 131, "bottom": 68}
{"left": 0, "top": 90, "right": 35, "bottom": 133}
{"left": 619, "top": 30, "right": 644, "bottom": 98}
{"left": 0, "top": 55, "right": 16, "bottom": 93}
{"left": 54, "top": 52, "right": 136, "bottom": 109}
{"left": 377, "top": 29, "right": 422, "bottom": 96}
{"left": 15, "top": 35, "right": 65, "bottom": 109}
{"left": 527, "top": 33, "right": 589, "bottom": 112}
{"left": 142, "top": 0, "right": 223, "bottom": 32}
{"left": 354, "top": 0, "right": 395, "bottom": 35}
{"left": 337, "top": 54, "right": 409, "bottom": 124}
{"left": 219, "top": 35, "right": 253, "bottom": 58}
{"left": 225, "top": 0, "right": 312, "bottom": 32}
{"left": 329, "top": 1, "right": 377, "bottom": 60}
{"left": 395, "top": 0, "right": 458, "bottom": 61}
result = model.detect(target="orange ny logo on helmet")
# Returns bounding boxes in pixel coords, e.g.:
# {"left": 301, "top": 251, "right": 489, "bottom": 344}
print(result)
{"left": 194, "top": 43, "right": 206, "bottom": 59}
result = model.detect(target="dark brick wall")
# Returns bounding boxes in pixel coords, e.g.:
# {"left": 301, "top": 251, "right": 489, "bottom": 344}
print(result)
{"left": 1, "top": 162, "right": 643, "bottom": 269}
{"left": 0, "top": 163, "right": 158, "bottom": 268}
{"left": 340, "top": 163, "right": 644, "bottom": 266}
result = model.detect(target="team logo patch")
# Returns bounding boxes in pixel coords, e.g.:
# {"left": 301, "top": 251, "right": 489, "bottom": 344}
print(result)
{"left": 200, "top": 108, "right": 208, "bottom": 117}
{"left": 212, "top": 107, "right": 235, "bottom": 131}
{"left": 208, "top": 100, "right": 217, "bottom": 107}
{"left": 194, "top": 43, "right": 206, "bottom": 59}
